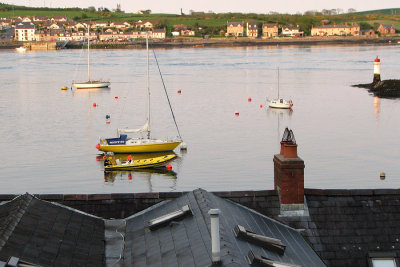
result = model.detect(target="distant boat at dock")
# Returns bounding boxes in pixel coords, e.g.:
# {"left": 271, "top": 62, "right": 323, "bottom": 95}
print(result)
{"left": 15, "top": 46, "right": 26, "bottom": 53}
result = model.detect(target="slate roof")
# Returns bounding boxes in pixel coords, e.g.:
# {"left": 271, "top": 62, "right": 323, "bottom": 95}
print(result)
{"left": 279, "top": 189, "right": 400, "bottom": 267}
{"left": 15, "top": 22, "right": 35, "bottom": 29}
{"left": 123, "top": 188, "right": 325, "bottom": 266}
{"left": 313, "top": 24, "right": 358, "bottom": 29}
{"left": 0, "top": 194, "right": 105, "bottom": 267}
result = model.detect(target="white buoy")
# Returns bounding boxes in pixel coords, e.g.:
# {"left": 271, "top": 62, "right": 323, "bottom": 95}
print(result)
{"left": 180, "top": 142, "right": 187, "bottom": 150}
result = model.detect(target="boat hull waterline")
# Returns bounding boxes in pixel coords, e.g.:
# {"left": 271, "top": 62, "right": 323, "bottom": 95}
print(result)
{"left": 268, "top": 99, "right": 293, "bottom": 109}
{"left": 104, "top": 154, "right": 177, "bottom": 171}
{"left": 73, "top": 81, "right": 110, "bottom": 89}
{"left": 98, "top": 140, "right": 182, "bottom": 153}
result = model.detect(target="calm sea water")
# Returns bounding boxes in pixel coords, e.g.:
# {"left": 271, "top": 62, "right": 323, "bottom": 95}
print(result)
{"left": 1, "top": 43, "right": 399, "bottom": 194}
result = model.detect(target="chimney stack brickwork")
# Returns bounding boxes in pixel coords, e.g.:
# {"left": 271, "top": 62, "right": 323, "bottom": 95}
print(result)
{"left": 274, "top": 134, "right": 305, "bottom": 205}
{"left": 273, "top": 154, "right": 304, "bottom": 204}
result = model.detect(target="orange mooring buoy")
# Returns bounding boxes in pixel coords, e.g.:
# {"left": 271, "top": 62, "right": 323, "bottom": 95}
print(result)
{"left": 93, "top": 103, "right": 97, "bottom": 107}
{"left": 178, "top": 89, "right": 182, "bottom": 94}
{"left": 248, "top": 97, "right": 252, "bottom": 102}
{"left": 96, "top": 144, "right": 100, "bottom": 149}
{"left": 235, "top": 111, "right": 239, "bottom": 116}
{"left": 166, "top": 164, "right": 173, "bottom": 171}
{"left": 115, "top": 96, "right": 118, "bottom": 100}
{"left": 260, "top": 104, "right": 263, "bottom": 108}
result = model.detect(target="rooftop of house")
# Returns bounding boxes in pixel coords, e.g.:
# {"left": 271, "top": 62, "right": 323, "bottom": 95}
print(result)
{"left": 313, "top": 24, "right": 359, "bottom": 29}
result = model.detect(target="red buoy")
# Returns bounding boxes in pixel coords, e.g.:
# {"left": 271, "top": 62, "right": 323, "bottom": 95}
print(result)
{"left": 166, "top": 164, "right": 173, "bottom": 171}
{"left": 178, "top": 89, "right": 182, "bottom": 94}
{"left": 95, "top": 144, "right": 100, "bottom": 149}
{"left": 115, "top": 96, "right": 118, "bottom": 99}
{"left": 248, "top": 97, "right": 252, "bottom": 102}
{"left": 235, "top": 111, "right": 239, "bottom": 116}
{"left": 93, "top": 103, "right": 97, "bottom": 107}
{"left": 106, "top": 121, "right": 110, "bottom": 124}
{"left": 260, "top": 104, "right": 263, "bottom": 108}
{"left": 128, "top": 173, "right": 132, "bottom": 180}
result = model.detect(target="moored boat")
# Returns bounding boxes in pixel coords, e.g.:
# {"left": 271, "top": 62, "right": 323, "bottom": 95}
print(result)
{"left": 96, "top": 32, "right": 182, "bottom": 154}
{"left": 267, "top": 67, "right": 293, "bottom": 109}
{"left": 15, "top": 46, "right": 26, "bottom": 53}
{"left": 104, "top": 153, "right": 177, "bottom": 171}
{"left": 72, "top": 25, "right": 110, "bottom": 89}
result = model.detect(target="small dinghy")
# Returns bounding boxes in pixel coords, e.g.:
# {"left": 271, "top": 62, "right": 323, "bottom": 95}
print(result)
{"left": 104, "top": 153, "right": 177, "bottom": 171}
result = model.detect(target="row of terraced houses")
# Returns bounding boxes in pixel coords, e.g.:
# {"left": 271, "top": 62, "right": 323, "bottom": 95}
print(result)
{"left": 226, "top": 21, "right": 397, "bottom": 38}
{"left": 1, "top": 15, "right": 173, "bottom": 41}
{"left": 1, "top": 15, "right": 397, "bottom": 42}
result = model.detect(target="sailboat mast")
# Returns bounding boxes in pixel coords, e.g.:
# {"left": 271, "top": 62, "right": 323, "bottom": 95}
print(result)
{"left": 146, "top": 32, "right": 151, "bottom": 139}
{"left": 87, "top": 26, "right": 90, "bottom": 82}
{"left": 277, "top": 67, "right": 280, "bottom": 99}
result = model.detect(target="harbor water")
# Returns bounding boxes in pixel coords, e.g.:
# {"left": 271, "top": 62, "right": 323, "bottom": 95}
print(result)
{"left": 1, "top": 43, "right": 399, "bottom": 193}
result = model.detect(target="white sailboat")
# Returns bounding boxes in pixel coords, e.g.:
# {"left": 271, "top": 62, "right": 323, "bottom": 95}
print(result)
{"left": 96, "top": 32, "right": 182, "bottom": 153}
{"left": 267, "top": 67, "right": 293, "bottom": 109}
{"left": 72, "top": 26, "right": 110, "bottom": 89}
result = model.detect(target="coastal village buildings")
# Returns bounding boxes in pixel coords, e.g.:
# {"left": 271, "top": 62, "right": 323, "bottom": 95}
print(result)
{"left": 281, "top": 25, "right": 304, "bottom": 37}
{"left": 262, "top": 23, "right": 279, "bottom": 38}
{"left": 377, "top": 23, "right": 396, "bottom": 34}
{"left": 311, "top": 23, "right": 360, "bottom": 36}
{"left": 246, "top": 22, "right": 258, "bottom": 37}
{"left": 226, "top": 21, "right": 244, "bottom": 36}
{"left": 14, "top": 22, "right": 35, "bottom": 41}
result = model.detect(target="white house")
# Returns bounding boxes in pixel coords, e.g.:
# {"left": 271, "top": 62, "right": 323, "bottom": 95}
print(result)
{"left": 15, "top": 22, "right": 36, "bottom": 41}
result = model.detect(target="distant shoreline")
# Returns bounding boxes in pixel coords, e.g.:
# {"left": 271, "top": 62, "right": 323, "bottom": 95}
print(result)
{"left": 2, "top": 36, "right": 400, "bottom": 50}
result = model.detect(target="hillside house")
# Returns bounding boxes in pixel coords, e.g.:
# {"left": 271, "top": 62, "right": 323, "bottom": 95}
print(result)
{"left": 377, "top": 23, "right": 396, "bottom": 34}
{"left": 135, "top": 20, "right": 153, "bottom": 30}
{"left": 361, "top": 29, "right": 377, "bottom": 37}
{"left": 32, "top": 16, "right": 48, "bottom": 22}
{"left": 14, "top": 22, "right": 35, "bottom": 41}
{"left": 91, "top": 21, "right": 108, "bottom": 29}
{"left": 181, "top": 29, "right": 195, "bottom": 36}
{"left": 247, "top": 22, "right": 258, "bottom": 37}
{"left": 262, "top": 23, "right": 279, "bottom": 38}
{"left": 152, "top": 29, "right": 166, "bottom": 39}
{"left": 226, "top": 21, "right": 244, "bottom": 37}
{"left": 110, "top": 21, "right": 130, "bottom": 29}
{"left": 51, "top": 15, "right": 67, "bottom": 22}
{"left": 48, "top": 22, "right": 64, "bottom": 30}
{"left": 21, "top": 17, "right": 32, "bottom": 23}
{"left": 311, "top": 23, "right": 360, "bottom": 36}
{"left": 281, "top": 25, "right": 304, "bottom": 37}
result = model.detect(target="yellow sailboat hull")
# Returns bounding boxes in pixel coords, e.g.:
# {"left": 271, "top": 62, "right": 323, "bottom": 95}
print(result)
{"left": 104, "top": 154, "right": 177, "bottom": 171}
{"left": 98, "top": 141, "right": 181, "bottom": 153}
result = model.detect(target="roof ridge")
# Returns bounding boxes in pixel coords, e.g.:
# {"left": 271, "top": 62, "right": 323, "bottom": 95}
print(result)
{"left": 0, "top": 193, "right": 33, "bottom": 250}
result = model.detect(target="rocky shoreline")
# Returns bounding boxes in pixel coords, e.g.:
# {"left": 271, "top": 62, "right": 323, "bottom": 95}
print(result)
{"left": 353, "top": 80, "right": 400, "bottom": 98}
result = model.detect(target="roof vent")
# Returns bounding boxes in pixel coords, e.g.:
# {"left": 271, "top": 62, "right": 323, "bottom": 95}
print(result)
{"left": 234, "top": 225, "right": 286, "bottom": 255}
{"left": 247, "top": 251, "right": 300, "bottom": 267}
{"left": 148, "top": 205, "right": 192, "bottom": 230}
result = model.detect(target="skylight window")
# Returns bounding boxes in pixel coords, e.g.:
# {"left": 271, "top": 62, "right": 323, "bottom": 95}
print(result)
{"left": 247, "top": 250, "right": 300, "bottom": 267}
{"left": 368, "top": 252, "right": 398, "bottom": 267}
{"left": 234, "top": 225, "right": 286, "bottom": 255}
{"left": 148, "top": 205, "right": 192, "bottom": 230}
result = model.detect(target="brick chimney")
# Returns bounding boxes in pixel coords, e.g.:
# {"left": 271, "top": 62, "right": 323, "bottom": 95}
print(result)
{"left": 274, "top": 128, "right": 305, "bottom": 209}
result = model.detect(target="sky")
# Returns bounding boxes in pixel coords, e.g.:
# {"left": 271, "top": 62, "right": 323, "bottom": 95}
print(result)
{"left": 4, "top": 0, "right": 399, "bottom": 14}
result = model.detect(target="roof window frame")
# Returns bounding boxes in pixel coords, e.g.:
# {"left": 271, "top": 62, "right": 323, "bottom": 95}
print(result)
{"left": 234, "top": 225, "right": 286, "bottom": 255}
{"left": 148, "top": 205, "right": 192, "bottom": 230}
